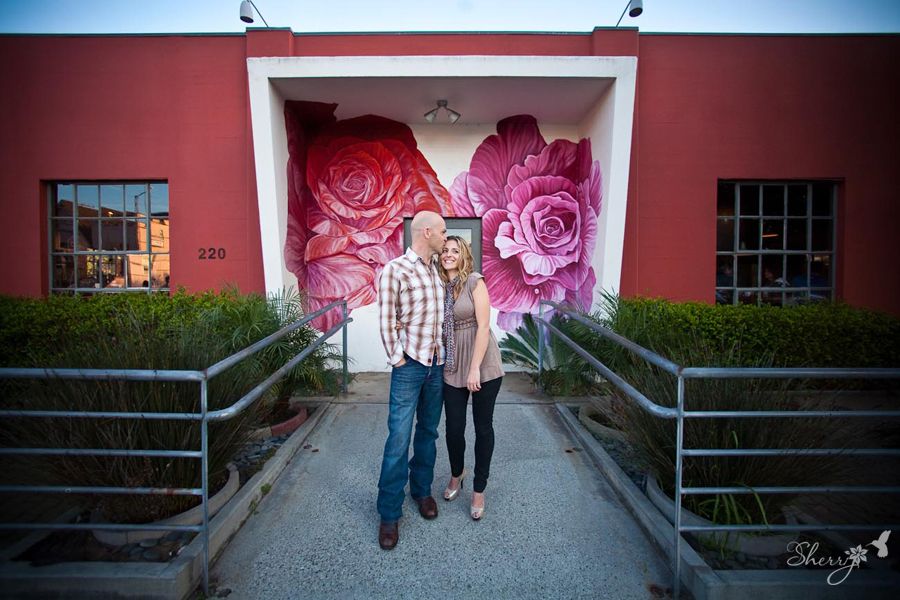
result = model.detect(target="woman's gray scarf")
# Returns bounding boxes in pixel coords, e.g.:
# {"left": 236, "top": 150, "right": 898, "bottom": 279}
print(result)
{"left": 443, "top": 276, "right": 460, "bottom": 373}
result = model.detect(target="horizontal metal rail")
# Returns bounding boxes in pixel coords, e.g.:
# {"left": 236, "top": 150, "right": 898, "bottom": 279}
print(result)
{"left": 1, "top": 523, "right": 204, "bottom": 532}
{"left": 0, "top": 409, "right": 202, "bottom": 420}
{"left": 681, "top": 366, "right": 900, "bottom": 379}
{"left": 682, "top": 524, "right": 895, "bottom": 533}
{"left": 536, "top": 299, "right": 900, "bottom": 600}
{"left": 684, "top": 409, "right": 900, "bottom": 418}
{"left": 0, "top": 485, "right": 201, "bottom": 495}
{"left": 0, "top": 298, "right": 351, "bottom": 597}
{"left": 0, "top": 448, "right": 202, "bottom": 458}
{"left": 681, "top": 448, "right": 900, "bottom": 457}
{"left": 0, "top": 367, "right": 205, "bottom": 382}
{"left": 683, "top": 485, "right": 900, "bottom": 495}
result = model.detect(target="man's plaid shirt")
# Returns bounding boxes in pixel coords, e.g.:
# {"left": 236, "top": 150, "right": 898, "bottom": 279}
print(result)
{"left": 378, "top": 247, "right": 445, "bottom": 367}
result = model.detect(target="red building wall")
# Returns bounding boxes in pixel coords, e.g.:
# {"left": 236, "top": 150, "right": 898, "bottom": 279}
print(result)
{"left": 622, "top": 34, "right": 900, "bottom": 314}
{"left": 0, "top": 34, "right": 262, "bottom": 296}
{"left": 1, "top": 31, "right": 897, "bottom": 315}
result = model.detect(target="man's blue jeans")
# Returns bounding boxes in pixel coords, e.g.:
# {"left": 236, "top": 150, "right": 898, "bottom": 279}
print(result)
{"left": 376, "top": 355, "right": 444, "bottom": 523}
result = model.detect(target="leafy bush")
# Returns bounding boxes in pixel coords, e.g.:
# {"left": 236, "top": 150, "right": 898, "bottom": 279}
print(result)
{"left": 0, "top": 290, "right": 226, "bottom": 368}
{"left": 549, "top": 294, "right": 898, "bottom": 528}
{"left": 598, "top": 296, "right": 899, "bottom": 369}
{"left": 0, "top": 288, "right": 341, "bottom": 523}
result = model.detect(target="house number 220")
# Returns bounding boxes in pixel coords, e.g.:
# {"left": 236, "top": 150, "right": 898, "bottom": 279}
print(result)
{"left": 198, "top": 247, "right": 226, "bottom": 260}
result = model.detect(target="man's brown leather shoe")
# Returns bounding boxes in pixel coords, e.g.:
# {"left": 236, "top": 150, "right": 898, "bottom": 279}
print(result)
{"left": 378, "top": 521, "right": 399, "bottom": 550}
{"left": 415, "top": 496, "right": 438, "bottom": 520}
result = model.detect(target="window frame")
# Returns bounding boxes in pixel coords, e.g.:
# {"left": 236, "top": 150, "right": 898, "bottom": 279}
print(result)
{"left": 48, "top": 181, "right": 170, "bottom": 294}
{"left": 715, "top": 180, "right": 836, "bottom": 306}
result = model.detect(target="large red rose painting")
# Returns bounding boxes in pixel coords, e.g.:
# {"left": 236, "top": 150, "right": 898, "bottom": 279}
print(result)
{"left": 285, "top": 106, "right": 601, "bottom": 334}
{"left": 450, "top": 115, "right": 602, "bottom": 330}
{"left": 284, "top": 101, "right": 453, "bottom": 329}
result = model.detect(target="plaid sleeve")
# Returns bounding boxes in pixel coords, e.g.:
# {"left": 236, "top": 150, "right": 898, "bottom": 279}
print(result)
{"left": 378, "top": 262, "right": 403, "bottom": 365}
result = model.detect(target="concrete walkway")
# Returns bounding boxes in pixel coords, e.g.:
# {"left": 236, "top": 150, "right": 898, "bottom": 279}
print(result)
{"left": 211, "top": 374, "right": 672, "bottom": 599}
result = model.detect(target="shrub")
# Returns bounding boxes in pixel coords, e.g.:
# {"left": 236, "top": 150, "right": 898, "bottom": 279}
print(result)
{"left": 599, "top": 340, "right": 855, "bottom": 524}
{"left": 0, "top": 290, "right": 227, "bottom": 367}
{"left": 565, "top": 294, "right": 898, "bottom": 528}
{"left": 599, "top": 296, "right": 900, "bottom": 369}
{"left": 0, "top": 288, "right": 341, "bottom": 523}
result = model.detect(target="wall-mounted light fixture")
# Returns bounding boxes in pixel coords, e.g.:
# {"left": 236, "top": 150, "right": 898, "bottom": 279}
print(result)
{"left": 615, "top": 0, "right": 643, "bottom": 27}
{"left": 424, "top": 99, "right": 461, "bottom": 124}
{"left": 239, "top": 0, "right": 270, "bottom": 27}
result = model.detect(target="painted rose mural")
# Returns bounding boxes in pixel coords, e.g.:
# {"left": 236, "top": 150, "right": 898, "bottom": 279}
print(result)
{"left": 285, "top": 106, "right": 601, "bottom": 332}
{"left": 451, "top": 116, "right": 602, "bottom": 330}
{"left": 284, "top": 101, "right": 453, "bottom": 329}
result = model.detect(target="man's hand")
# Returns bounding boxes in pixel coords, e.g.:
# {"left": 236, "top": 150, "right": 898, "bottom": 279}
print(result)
{"left": 393, "top": 358, "right": 407, "bottom": 368}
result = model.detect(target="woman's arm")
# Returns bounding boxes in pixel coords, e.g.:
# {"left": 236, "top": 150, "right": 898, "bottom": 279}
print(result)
{"left": 466, "top": 278, "right": 491, "bottom": 392}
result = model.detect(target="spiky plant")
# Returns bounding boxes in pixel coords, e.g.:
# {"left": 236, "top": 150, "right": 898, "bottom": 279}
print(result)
{"left": 499, "top": 313, "right": 602, "bottom": 396}
{"left": 263, "top": 287, "right": 344, "bottom": 401}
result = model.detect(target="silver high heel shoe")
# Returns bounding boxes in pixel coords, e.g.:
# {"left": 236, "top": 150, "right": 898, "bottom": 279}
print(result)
{"left": 470, "top": 493, "right": 485, "bottom": 521}
{"left": 443, "top": 470, "right": 466, "bottom": 501}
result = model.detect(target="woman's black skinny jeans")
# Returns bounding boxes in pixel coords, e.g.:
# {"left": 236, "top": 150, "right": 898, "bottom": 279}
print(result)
{"left": 443, "top": 376, "right": 502, "bottom": 493}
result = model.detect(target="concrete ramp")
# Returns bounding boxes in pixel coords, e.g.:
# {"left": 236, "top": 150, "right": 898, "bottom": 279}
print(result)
{"left": 211, "top": 374, "right": 672, "bottom": 599}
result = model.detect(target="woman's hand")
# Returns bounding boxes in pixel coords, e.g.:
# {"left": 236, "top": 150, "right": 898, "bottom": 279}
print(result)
{"left": 467, "top": 366, "right": 481, "bottom": 392}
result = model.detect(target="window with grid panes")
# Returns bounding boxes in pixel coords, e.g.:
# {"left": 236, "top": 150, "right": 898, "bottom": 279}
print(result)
{"left": 49, "top": 182, "right": 170, "bottom": 293}
{"left": 716, "top": 181, "right": 835, "bottom": 306}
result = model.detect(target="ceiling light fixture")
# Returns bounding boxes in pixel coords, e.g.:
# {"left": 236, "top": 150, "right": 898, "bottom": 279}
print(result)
{"left": 424, "top": 99, "right": 461, "bottom": 124}
{"left": 615, "top": 0, "right": 643, "bottom": 27}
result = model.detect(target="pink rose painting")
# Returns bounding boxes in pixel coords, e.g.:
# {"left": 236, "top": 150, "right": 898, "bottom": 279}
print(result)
{"left": 284, "top": 101, "right": 453, "bottom": 330}
{"left": 451, "top": 115, "right": 602, "bottom": 330}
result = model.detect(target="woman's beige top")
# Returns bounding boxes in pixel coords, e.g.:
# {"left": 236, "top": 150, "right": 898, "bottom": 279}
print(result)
{"left": 444, "top": 273, "right": 505, "bottom": 388}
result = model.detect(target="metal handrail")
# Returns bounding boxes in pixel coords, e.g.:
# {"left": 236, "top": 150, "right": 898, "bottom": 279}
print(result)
{"left": 541, "top": 301, "right": 682, "bottom": 375}
{"left": 0, "top": 298, "right": 352, "bottom": 596}
{"left": 538, "top": 316, "right": 677, "bottom": 419}
{"left": 537, "top": 300, "right": 900, "bottom": 600}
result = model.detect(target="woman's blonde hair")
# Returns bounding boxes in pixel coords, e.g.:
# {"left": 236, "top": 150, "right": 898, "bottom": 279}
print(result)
{"left": 439, "top": 235, "right": 474, "bottom": 299}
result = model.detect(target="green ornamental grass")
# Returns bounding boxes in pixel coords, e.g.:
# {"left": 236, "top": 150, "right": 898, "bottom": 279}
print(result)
{"left": 0, "top": 287, "right": 340, "bottom": 523}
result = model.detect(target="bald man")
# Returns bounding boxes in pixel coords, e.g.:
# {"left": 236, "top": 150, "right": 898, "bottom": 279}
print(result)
{"left": 375, "top": 210, "right": 448, "bottom": 550}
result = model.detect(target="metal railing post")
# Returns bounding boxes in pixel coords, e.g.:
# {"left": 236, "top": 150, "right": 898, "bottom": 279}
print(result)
{"left": 200, "top": 378, "right": 210, "bottom": 597}
{"left": 523, "top": 302, "right": 900, "bottom": 600}
{"left": 673, "top": 375, "right": 685, "bottom": 600}
{"left": 0, "top": 297, "right": 353, "bottom": 597}
{"left": 342, "top": 301, "right": 349, "bottom": 394}
{"left": 537, "top": 302, "right": 545, "bottom": 390}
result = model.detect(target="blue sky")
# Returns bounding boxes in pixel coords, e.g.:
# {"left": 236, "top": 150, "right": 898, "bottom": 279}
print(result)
{"left": 2, "top": 0, "right": 900, "bottom": 34}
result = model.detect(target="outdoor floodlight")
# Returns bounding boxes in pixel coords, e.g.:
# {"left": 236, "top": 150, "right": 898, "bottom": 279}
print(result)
{"left": 629, "top": 0, "right": 644, "bottom": 17}
{"left": 240, "top": 0, "right": 270, "bottom": 27}
{"left": 615, "top": 0, "right": 644, "bottom": 27}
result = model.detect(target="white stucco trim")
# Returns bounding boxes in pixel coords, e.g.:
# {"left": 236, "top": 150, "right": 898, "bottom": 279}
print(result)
{"left": 246, "top": 55, "right": 638, "bottom": 370}
{"left": 247, "top": 55, "right": 638, "bottom": 295}
{"left": 580, "top": 64, "right": 638, "bottom": 301}
{"left": 247, "top": 72, "right": 294, "bottom": 293}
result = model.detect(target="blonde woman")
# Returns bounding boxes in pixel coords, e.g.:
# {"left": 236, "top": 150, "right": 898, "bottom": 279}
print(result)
{"left": 439, "top": 236, "right": 504, "bottom": 520}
